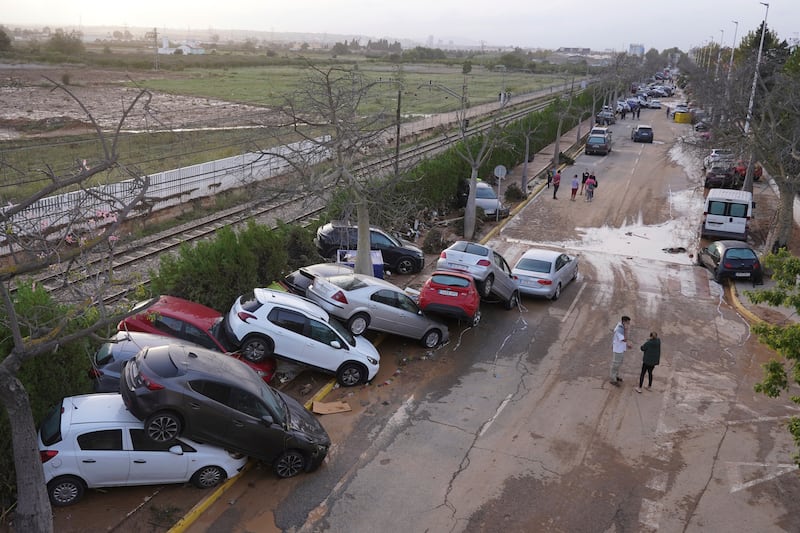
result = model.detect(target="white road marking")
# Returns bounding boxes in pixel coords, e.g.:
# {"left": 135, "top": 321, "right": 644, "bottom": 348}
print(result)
{"left": 639, "top": 498, "right": 663, "bottom": 530}
{"left": 478, "top": 394, "right": 513, "bottom": 437}
{"left": 726, "top": 461, "right": 799, "bottom": 493}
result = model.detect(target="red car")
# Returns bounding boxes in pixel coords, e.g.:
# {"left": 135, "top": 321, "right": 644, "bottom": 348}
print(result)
{"left": 734, "top": 160, "right": 762, "bottom": 181}
{"left": 418, "top": 270, "right": 481, "bottom": 326}
{"left": 118, "top": 295, "right": 276, "bottom": 383}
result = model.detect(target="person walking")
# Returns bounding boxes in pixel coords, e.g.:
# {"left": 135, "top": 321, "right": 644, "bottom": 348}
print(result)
{"left": 636, "top": 106, "right": 641, "bottom": 119}
{"left": 570, "top": 174, "right": 579, "bottom": 201}
{"left": 635, "top": 332, "right": 661, "bottom": 393}
{"left": 585, "top": 174, "right": 597, "bottom": 202}
{"left": 610, "top": 316, "right": 632, "bottom": 386}
{"left": 580, "top": 170, "right": 589, "bottom": 195}
{"left": 547, "top": 167, "right": 555, "bottom": 189}
{"left": 552, "top": 171, "right": 561, "bottom": 199}
{"left": 665, "top": 105, "right": 670, "bottom": 119}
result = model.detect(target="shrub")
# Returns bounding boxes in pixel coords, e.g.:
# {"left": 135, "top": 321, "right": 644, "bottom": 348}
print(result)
{"left": 421, "top": 227, "right": 451, "bottom": 254}
{"left": 504, "top": 182, "right": 526, "bottom": 202}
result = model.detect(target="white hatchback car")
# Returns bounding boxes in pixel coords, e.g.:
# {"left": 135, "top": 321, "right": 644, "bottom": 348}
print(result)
{"left": 224, "top": 288, "right": 380, "bottom": 386}
{"left": 38, "top": 393, "right": 247, "bottom": 506}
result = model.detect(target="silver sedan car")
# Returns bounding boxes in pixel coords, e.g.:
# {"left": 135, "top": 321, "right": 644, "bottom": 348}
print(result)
{"left": 307, "top": 274, "right": 449, "bottom": 348}
{"left": 512, "top": 248, "right": 579, "bottom": 300}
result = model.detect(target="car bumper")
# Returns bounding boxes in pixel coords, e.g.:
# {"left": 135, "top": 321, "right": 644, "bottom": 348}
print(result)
{"left": 421, "top": 302, "right": 477, "bottom": 322}
{"left": 517, "top": 283, "right": 555, "bottom": 298}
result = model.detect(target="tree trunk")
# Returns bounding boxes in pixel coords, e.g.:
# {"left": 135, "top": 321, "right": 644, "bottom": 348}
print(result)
{"left": 463, "top": 166, "right": 479, "bottom": 240}
{"left": 771, "top": 180, "right": 795, "bottom": 250}
{"left": 0, "top": 369, "right": 53, "bottom": 533}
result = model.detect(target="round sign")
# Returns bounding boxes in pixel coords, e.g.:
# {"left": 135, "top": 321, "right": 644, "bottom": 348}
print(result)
{"left": 493, "top": 165, "right": 507, "bottom": 180}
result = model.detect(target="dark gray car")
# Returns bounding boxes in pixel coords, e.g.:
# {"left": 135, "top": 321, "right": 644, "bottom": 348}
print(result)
{"left": 120, "top": 344, "right": 330, "bottom": 478}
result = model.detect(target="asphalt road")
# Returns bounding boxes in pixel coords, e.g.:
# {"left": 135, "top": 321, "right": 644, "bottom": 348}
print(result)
{"left": 50, "top": 97, "right": 800, "bottom": 533}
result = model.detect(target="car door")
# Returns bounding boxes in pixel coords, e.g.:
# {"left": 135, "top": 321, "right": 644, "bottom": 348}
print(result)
{"left": 367, "top": 289, "right": 425, "bottom": 338}
{"left": 185, "top": 380, "right": 241, "bottom": 449}
{"left": 370, "top": 230, "right": 398, "bottom": 269}
{"left": 224, "top": 386, "right": 286, "bottom": 462}
{"left": 555, "top": 254, "right": 575, "bottom": 287}
{"left": 266, "top": 307, "right": 314, "bottom": 362}
{"left": 74, "top": 429, "right": 131, "bottom": 486}
{"left": 299, "top": 317, "right": 349, "bottom": 373}
{"left": 490, "top": 251, "right": 518, "bottom": 300}
{"left": 127, "top": 428, "right": 190, "bottom": 484}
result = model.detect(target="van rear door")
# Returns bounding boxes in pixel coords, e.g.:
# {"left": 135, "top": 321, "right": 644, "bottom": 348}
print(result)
{"left": 703, "top": 198, "right": 750, "bottom": 239}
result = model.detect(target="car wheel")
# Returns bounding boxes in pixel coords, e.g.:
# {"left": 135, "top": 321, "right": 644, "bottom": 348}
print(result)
{"left": 347, "top": 312, "right": 370, "bottom": 336}
{"left": 337, "top": 362, "right": 367, "bottom": 387}
{"left": 421, "top": 329, "right": 442, "bottom": 348}
{"left": 145, "top": 411, "right": 182, "bottom": 443}
{"left": 470, "top": 309, "right": 482, "bottom": 327}
{"left": 191, "top": 465, "right": 227, "bottom": 489}
{"left": 48, "top": 476, "right": 85, "bottom": 507}
{"left": 504, "top": 290, "right": 520, "bottom": 310}
{"left": 479, "top": 275, "right": 494, "bottom": 299}
{"left": 240, "top": 335, "right": 274, "bottom": 363}
{"left": 395, "top": 257, "right": 415, "bottom": 275}
{"left": 551, "top": 283, "right": 562, "bottom": 301}
{"left": 273, "top": 450, "right": 306, "bottom": 478}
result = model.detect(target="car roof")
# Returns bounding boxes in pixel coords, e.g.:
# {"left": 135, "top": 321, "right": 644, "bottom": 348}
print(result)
{"left": 327, "top": 273, "right": 403, "bottom": 292}
{"left": 519, "top": 248, "right": 564, "bottom": 262}
{"left": 714, "top": 240, "right": 755, "bottom": 249}
{"left": 135, "top": 295, "right": 221, "bottom": 327}
{"left": 62, "top": 393, "right": 141, "bottom": 426}
{"left": 142, "top": 344, "right": 263, "bottom": 391}
{"left": 253, "top": 287, "right": 330, "bottom": 321}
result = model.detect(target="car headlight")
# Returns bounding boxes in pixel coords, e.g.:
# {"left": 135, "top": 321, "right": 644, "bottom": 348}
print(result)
{"left": 367, "top": 356, "right": 378, "bottom": 365}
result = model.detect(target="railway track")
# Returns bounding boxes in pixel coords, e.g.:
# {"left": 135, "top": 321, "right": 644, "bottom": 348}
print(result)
{"left": 34, "top": 89, "right": 576, "bottom": 304}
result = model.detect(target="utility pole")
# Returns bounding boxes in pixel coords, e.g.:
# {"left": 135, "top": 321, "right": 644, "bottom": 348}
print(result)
{"left": 743, "top": 2, "right": 770, "bottom": 194}
{"left": 145, "top": 28, "right": 159, "bottom": 71}
{"left": 727, "top": 20, "right": 739, "bottom": 84}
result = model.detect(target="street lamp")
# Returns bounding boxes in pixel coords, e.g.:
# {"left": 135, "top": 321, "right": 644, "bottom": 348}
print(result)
{"left": 728, "top": 20, "right": 739, "bottom": 83}
{"left": 744, "top": 2, "right": 769, "bottom": 135}
{"left": 707, "top": 35, "right": 714, "bottom": 71}
{"left": 714, "top": 29, "right": 724, "bottom": 80}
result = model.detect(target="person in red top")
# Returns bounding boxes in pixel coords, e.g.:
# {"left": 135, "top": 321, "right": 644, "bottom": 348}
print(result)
{"left": 552, "top": 171, "right": 561, "bottom": 199}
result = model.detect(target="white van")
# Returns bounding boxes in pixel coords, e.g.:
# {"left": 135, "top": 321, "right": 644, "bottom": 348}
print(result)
{"left": 701, "top": 188, "right": 754, "bottom": 240}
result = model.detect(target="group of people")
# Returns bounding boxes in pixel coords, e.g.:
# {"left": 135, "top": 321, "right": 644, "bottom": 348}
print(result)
{"left": 610, "top": 315, "right": 662, "bottom": 393}
{"left": 549, "top": 169, "right": 598, "bottom": 202}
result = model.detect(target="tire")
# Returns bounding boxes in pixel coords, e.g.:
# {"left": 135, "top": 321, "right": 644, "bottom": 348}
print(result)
{"left": 240, "top": 335, "right": 274, "bottom": 363}
{"left": 470, "top": 309, "right": 482, "bottom": 327}
{"left": 504, "top": 290, "right": 520, "bottom": 310}
{"left": 347, "top": 312, "right": 370, "bottom": 336}
{"left": 145, "top": 411, "right": 182, "bottom": 443}
{"left": 395, "top": 257, "right": 415, "bottom": 275}
{"left": 421, "top": 329, "right": 442, "bottom": 348}
{"left": 479, "top": 275, "right": 494, "bottom": 299}
{"left": 273, "top": 450, "right": 306, "bottom": 478}
{"left": 337, "top": 362, "right": 367, "bottom": 387}
{"left": 48, "top": 475, "right": 85, "bottom": 507}
{"left": 551, "top": 283, "right": 562, "bottom": 301}
{"left": 191, "top": 465, "right": 227, "bottom": 489}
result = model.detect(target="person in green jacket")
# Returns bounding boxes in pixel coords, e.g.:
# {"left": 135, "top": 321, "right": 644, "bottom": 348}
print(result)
{"left": 635, "top": 332, "right": 661, "bottom": 393}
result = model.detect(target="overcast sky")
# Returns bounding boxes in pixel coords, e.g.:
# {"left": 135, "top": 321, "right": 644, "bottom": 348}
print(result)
{"left": 3, "top": 0, "right": 798, "bottom": 53}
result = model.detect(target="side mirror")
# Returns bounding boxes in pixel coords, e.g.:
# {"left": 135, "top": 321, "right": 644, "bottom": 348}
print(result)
{"left": 330, "top": 340, "right": 342, "bottom": 349}
{"left": 168, "top": 445, "right": 184, "bottom": 455}
{"left": 261, "top": 415, "right": 274, "bottom": 426}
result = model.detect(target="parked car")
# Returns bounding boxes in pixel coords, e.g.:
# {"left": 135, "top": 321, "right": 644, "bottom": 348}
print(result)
{"left": 733, "top": 160, "right": 763, "bottom": 181}
{"left": 595, "top": 110, "right": 616, "bottom": 125}
{"left": 631, "top": 125, "right": 654, "bottom": 143}
{"left": 697, "top": 240, "right": 763, "bottom": 284}
{"left": 307, "top": 273, "right": 449, "bottom": 347}
{"left": 38, "top": 393, "right": 248, "bottom": 506}
{"left": 280, "top": 263, "right": 355, "bottom": 297}
{"left": 436, "top": 241, "right": 520, "bottom": 309}
{"left": 418, "top": 270, "right": 481, "bottom": 326}
{"left": 474, "top": 181, "right": 510, "bottom": 218}
{"left": 119, "top": 344, "right": 331, "bottom": 477}
{"left": 589, "top": 126, "right": 612, "bottom": 138}
{"left": 585, "top": 133, "right": 612, "bottom": 155}
{"left": 645, "top": 99, "right": 662, "bottom": 109}
{"left": 314, "top": 221, "right": 424, "bottom": 275}
{"left": 703, "top": 148, "right": 734, "bottom": 170}
{"left": 704, "top": 164, "right": 736, "bottom": 189}
{"left": 115, "top": 297, "right": 276, "bottom": 384}
{"left": 224, "top": 288, "right": 380, "bottom": 386}
{"left": 118, "top": 295, "right": 235, "bottom": 353}
{"left": 511, "top": 248, "right": 579, "bottom": 300}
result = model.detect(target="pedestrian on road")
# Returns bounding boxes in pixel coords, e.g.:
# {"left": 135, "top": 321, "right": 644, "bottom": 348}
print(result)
{"left": 585, "top": 174, "right": 597, "bottom": 202}
{"left": 552, "top": 171, "right": 561, "bottom": 199}
{"left": 580, "top": 170, "right": 589, "bottom": 195}
{"left": 635, "top": 332, "right": 661, "bottom": 393}
{"left": 610, "top": 316, "right": 632, "bottom": 386}
{"left": 570, "top": 174, "right": 579, "bottom": 200}
{"left": 636, "top": 106, "right": 641, "bottom": 119}
{"left": 666, "top": 106, "right": 670, "bottom": 118}
{"left": 547, "top": 167, "right": 555, "bottom": 189}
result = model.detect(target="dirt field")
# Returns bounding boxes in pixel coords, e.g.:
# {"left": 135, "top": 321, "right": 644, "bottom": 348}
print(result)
{"left": 0, "top": 64, "right": 274, "bottom": 139}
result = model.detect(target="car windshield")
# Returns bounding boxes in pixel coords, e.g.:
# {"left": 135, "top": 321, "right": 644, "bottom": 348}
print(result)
{"left": 258, "top": 383, "right": 287, "bottom": 425}
{"left": 94, "top": 342, "right": 115, "bottom": 365}
{"left": 327, "top": 317, "right": 357, "bottom": 346}
{"left": 39, "top": 400, "right": 64, "bottom": 446}
{"left": 476, "top": 186, "right": 497, "bottom": 199}
{"left": 516, "top": 258, "right": 552, "bottom": 274}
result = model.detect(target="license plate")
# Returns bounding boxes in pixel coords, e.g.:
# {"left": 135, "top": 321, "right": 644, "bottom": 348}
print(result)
{"left": 520, "top": 279, "right": 537, "bottom": 286}
{"left": 438, "top": 289, "right": 458, "bottom": 297}
{"left": 735, "top": 272, "right": 750, "bottom": 277}
{"left": 447, "top": 263, "right": 466, "bottom": 271}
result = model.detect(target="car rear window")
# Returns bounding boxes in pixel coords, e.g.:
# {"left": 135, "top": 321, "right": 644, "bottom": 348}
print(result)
{"left": 39, "top": 401, "right": 64, "bottom": 446}
{"left": 326, "top": 274, "right": 369, "bottom": 291}
{"left": 141, "top": 347, "right": 182, "bottom": 378}
{"left": 239, "top": 291, "right": 262, "bottom": 312}
{"left": 516, "top": 258, "right": 552, "bottom": 273}
{"left": 450, "top": 241, "right": 489, "bottom": 256}
{"left": 638, "top": 127, "right": 653, "bottom": 133}
{"left": 726, "top": 248, "right": 757, "bottom": 260}
{"left": 587, "top": 135, "right": 606, "bottom": 144}
{"left": 431, "top": 273, "right": 471, "bottom": 288}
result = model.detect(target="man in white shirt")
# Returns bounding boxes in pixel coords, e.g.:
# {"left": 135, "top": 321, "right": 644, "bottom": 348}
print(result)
{"left": 610, "top": 316, "right": 632, "bottom": 386}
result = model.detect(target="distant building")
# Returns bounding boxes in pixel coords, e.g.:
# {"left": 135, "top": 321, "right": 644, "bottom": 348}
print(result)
{"left": 629, "top": 43, "right": 645, "bottom": 57}
{"left": 557, "top": 47, "right": 591, "bottom": 55}
{"left": 158, "top": 36, "right": 205, "bottom": 55}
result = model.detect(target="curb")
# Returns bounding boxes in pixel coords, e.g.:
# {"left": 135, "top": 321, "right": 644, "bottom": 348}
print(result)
{"left": 727, "top": 280, "right": 764, "bottom": 325}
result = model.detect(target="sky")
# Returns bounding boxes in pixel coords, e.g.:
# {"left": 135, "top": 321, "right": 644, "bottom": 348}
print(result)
{"left": 2, "top": 0, "right": 798, "bottom": 53}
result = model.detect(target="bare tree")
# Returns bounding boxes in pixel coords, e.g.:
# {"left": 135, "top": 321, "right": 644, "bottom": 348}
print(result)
{"left": 0, "top": 81, "right": 152, "bottom": 532}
